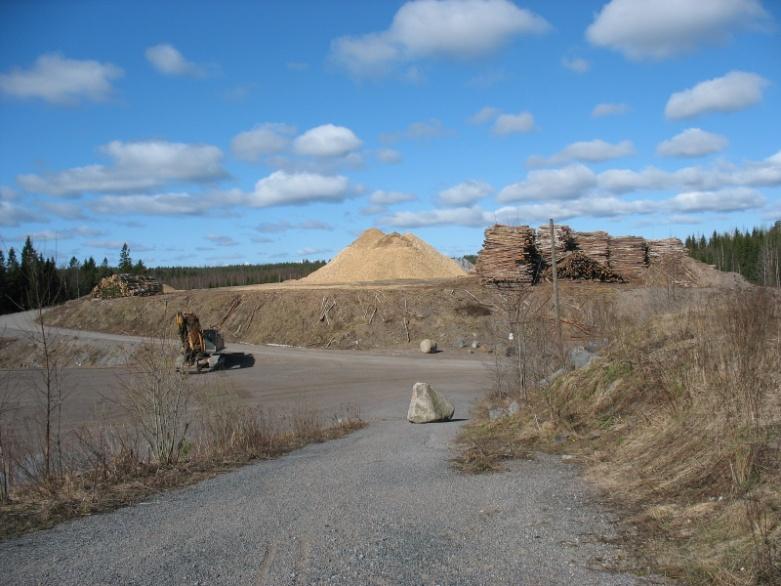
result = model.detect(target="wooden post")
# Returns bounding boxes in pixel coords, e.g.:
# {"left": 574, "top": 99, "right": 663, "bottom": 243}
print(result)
{"left": 549, "top": 218, "right": 564, "bottom": 364}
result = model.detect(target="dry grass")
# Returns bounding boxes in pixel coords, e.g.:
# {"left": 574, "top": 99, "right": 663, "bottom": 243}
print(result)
{"left": 0, "top": 397, "right": 365, "bottom": 540}
{"left": 451, "top": 415, "right": 535, "bottom": 473}
{"left": 455, "top": 286, "right": 781, "bottom": 584}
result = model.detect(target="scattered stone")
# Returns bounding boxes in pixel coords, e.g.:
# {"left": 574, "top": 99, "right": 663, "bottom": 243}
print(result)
{"left": 539, "top": 368, "right": 567, "bottom": 388}
{"left": 569, "top": 346, "right": 596, "bottom": 369}
{"left": 407, "top": 382, "right": 455, "bottom": 423}
{"left": 470, "top": 340, "right": 480, "bottom": 349}
{"left": 488, "top": 407, "right": 506, "bottom": 421}
{"left": 489, "top": 401, "right": 520, "bottom": 421}
{"left": 419, "top": 339, "right": 437, "bottom": 354}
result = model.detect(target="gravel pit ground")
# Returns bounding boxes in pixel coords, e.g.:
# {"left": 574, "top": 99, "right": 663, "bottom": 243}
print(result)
{"left": 0, "top": 415, "right": 649, "bottom": 585}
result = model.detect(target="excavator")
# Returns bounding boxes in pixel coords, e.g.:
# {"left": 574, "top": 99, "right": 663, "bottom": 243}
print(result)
{"left": 174, "top": 311, "right": 225, "bottom": 373}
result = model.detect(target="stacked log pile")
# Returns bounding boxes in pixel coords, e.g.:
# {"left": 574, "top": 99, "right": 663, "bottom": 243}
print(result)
{"left": 647, "top": 237, "right": 687, "bottom": 261}
{"left": 572, "top": 231, "right": 610, "bottom": 266}
{"left": 92, "top": 273, "right": 163, "bottom": 299}
{"left": 477, "top": 224, "right": 692, "bottom": 286}
{"left": 609, "top": 236, "right": 647, "bottom": 281}
{"left": 475, "top": 225, "right": 540, "bottom": 287}
{"left": 536, "top": 224, "right": 574, "bottom": 260}
{"left": 543, "top": 251, "right": 624, "bottom": 282}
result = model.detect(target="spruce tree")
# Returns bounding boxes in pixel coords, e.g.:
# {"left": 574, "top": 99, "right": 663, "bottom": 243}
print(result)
{"left": 118, "top": 243, "right": 132, "bottom": 273}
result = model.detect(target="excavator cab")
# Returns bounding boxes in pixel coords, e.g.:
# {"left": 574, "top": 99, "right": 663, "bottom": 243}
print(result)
{"left": 175, "top": 311, "right": 225, "bottom": 373}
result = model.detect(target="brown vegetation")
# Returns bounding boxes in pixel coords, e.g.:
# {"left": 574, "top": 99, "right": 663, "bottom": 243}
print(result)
{"left": 454, "top": 284, "right": 781, "bottom": 584}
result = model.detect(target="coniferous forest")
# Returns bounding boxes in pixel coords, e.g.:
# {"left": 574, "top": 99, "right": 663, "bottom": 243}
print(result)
{"left": 0, "top": 238, "right": 326, "bottom": 316}
{"left": 685, "top": 220, "right": 781, "bottom": 287}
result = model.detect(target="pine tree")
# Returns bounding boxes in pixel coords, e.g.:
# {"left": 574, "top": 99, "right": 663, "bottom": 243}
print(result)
{"left": 118, "top": 243, "right": 132, "bottom": 273}
{"left": 0, "top": 250, "right": 6, "bottom": 313}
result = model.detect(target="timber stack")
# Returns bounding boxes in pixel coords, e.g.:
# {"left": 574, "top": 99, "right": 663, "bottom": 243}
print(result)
{"left": 536, "top": 224, "right": 573, "bottom": 261}
{"left": 476, "top": 224, "right": 690, "bottom": 285}
{"left": 92, "top": 273, "right": 163, "bottom": 299}
{"left": 572, "top": 231, "right": 610, "bottom": 266}
{"left": 647, "top": 237, "right": 687, "bottom": 261}
{"left": 475, "top": 225, "right": 539, "bottom": 287}
{"left": 608, "top": 236, "right": 647, "bottom": 280}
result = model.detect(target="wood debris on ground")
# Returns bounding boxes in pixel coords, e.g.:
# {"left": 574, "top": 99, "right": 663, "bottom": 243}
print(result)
{"left": 91, "top": 273, "right": 163, "bottom": 299}
{"left": 542, "top": 251, "right": 624, "bottom": 283}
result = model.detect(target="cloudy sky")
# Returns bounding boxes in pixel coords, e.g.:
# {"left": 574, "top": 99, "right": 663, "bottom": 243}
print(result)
{"left": 1, "top": 0, "right": 779, "bottom": 266}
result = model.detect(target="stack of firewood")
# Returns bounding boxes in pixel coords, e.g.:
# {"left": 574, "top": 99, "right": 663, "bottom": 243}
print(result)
{"left": 609, "top": 236, "right": 647, "bottom": 280}
{"left": 476, "top": 224, "right": 539, "bottom": 287}
{"left": 647, "top": 237, "right": 687, "bottom": 261}
{"left": 544, "top": 251, "right": 624, "bottom": 282}
{"left": 92, "top": 273, "right": 163, "bottom": 299}
{"left": 572, "top": 231, "right": 610, "bottom": 266}
{"left": 536, "top": 224, "right": 573, "bottom": 261}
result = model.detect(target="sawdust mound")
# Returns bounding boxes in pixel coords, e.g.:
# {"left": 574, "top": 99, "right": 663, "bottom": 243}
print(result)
{"left": 300, "top": 228, "right": 468, "bottom": 284}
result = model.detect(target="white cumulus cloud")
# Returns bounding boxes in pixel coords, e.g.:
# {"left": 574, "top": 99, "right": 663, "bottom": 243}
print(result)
{"left": 330, "top": 0, "right": 549, "bottom": 76}
{"left": 561, "top": 57, "right": 590, "bottom": 73}
{"left": 492, "top": 111, "right": 535, "bottom": 135}
{"left": 0, "top": 53, "right": 123, "bottom": 104}
{"left": 206, "top": 234, "right": 239, "bottom": 247}
{"left": 383, "top": 206, "right": 488, "bottom": 227}
{"left": 370, "top": 190, "right": 417, "bottom": 206}
{"left": 437, "top": 180, "right": 492, "bottom": 206}
{"left": 145, "top": 44, "right": 206, "bottom": 77}
{"left": 665, "top": 70, "right": 769, "bottom": 119}
{"left": 248, "top": 170, "right": 351, "bottom": 207}
{"left": 19, "top": 140, "right": 226, "bottom": 196}
{"left": 469, "top": 106, "right": 500, "bottom": 125}
{"left": 377, "top": 148, "right": 402, "bottom": 164}
{"left": 669, "top": 187, "right": 765, "bottom": 212}
{"left": 592, "top": 102, "right": 630, "bottom": 117}
{"left": 498, "top": 164, "right": 597, "bottom": 202}
{"left": 0, "top": 201, "right": 37, "bottom": 226}
{"left": 657, "top": 128, "right": 729, "bottom": 157}
{"left": 586, "top": 0, "right": 769, "bottom": 60}
{"left": 231, "top": 123, "right": 296, "bottom": 162}
{"left": 293, "top": 124, "right": 363, "bottom": 157}
{"left": 528, "top": 139, "right": 635, "bottom": 167}
{"left": 90, "top": 192, "right": 217, "bottom": 216}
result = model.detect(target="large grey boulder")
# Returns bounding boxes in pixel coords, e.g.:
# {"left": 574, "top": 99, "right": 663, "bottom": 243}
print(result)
{"left": 419, "top": 339, "right": 437, "bottom": 354}
{"left": 407, "top": 382, "right": 454, "bottom": 423}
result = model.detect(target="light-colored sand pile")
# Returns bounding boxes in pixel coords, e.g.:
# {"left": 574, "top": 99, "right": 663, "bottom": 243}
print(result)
{"left": 300, "top": 228, "right": 468, "bottom": 284}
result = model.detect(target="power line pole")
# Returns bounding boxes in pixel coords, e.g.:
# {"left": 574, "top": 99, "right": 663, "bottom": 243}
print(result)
{"left": 549, "top": 218, "right": 564, "bottom": 364}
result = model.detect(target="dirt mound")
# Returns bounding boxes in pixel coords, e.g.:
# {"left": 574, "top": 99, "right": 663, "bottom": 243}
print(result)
{"left": 300, "top": 229, "right": 467, "bottom": 284}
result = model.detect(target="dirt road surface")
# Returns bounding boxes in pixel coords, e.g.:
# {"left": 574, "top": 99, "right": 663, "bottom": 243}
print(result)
{"left": 0, "top": 310, "right": 645, "bottom": 585}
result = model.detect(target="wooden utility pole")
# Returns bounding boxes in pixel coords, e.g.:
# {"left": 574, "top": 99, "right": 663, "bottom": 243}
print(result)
{"left": 549, "top": 218, "right": 564, "bottom": 363}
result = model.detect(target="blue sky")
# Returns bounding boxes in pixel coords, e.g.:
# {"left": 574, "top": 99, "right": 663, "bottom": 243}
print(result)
{"left": 1, "top": 0, "right": 779, "bottom": 266}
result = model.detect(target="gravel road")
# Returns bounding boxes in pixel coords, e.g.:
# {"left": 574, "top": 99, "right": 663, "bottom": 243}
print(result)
{"left": 0, "top": 310, "right": 645, "bottom": 585}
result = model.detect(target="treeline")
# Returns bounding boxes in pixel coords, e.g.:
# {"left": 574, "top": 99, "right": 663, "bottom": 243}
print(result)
{"left": 148, "top": 261, "right": 326, "bottom": 290}
{"left": 0, "top": 238, "right": 327, "bottom": 315}
{"left": 686, "top": 221, "right": 781, "bottom": 286}
{"left": 0, "top": 237, "right": 63, "bottom": 315}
